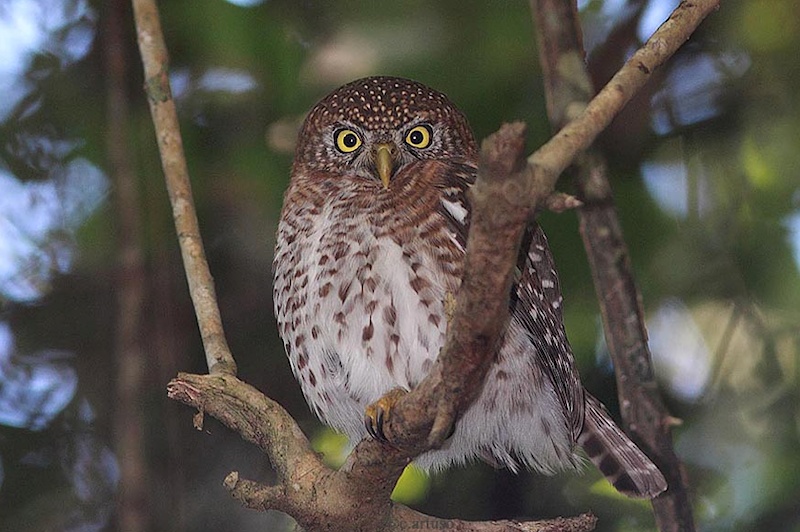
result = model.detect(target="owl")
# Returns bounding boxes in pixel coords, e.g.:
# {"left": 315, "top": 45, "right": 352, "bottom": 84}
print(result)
{"left": 273, "top": 76, "right": 666, "bottom": 498}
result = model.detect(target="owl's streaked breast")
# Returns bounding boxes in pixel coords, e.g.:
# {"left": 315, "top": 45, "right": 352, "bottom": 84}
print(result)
{"left": 273, "top": 166, "right": 462, "bottom": 438}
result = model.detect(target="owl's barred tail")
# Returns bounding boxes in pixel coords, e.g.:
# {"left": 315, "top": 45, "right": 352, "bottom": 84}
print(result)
{"left": 578, "top": 394, "right": 668, "bottom": 499}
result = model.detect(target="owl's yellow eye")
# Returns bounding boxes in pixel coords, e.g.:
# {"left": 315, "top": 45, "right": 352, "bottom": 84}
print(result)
{"left": 334, "top": 129, "right": 362, "bottom": 153}
{"left": 405, "top": 125, "right": 432, "bottom": 149}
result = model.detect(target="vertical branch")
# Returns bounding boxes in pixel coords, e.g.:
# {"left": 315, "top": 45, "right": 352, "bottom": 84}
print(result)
{"left": 530, "top": 1, "right": 696, "bottom": 530}
{"left": 131, "top": 0, "right": 236, "bottom": 376}
{"left": 577, "top": 169, "right": 694, "bottom": 532}
{"left": 106, "top": 0, "right": 149, "bottom": 530}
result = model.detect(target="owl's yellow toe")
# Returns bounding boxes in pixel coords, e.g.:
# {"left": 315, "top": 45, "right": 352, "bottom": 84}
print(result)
{"left": 364, "top": 387, "right": 408, "bottom": 442}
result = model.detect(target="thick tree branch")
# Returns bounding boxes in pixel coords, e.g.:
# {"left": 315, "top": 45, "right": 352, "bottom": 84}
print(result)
{"left": 131, "top": 0, "right": 236, "bottom": 376}
{"left": 167, "top": 371, "right": 593, "bottom": 532}
{"left": 577, "top": 167, "right": 694, "bottom": 531}
{"left": 376, "top": 122, "right": 533, "bottom": 454}
{"left": 530, "top": 0, "right": 700, "bottom": 530}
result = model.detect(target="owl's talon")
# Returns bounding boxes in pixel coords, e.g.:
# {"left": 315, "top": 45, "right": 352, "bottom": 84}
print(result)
{"left": 364, "top": 387, "right": 408, "bottom": 443}
{"left": 445, "top": 420, "right": 456, "bottom": 440}
{"left": 364, "top": 408, "right": 385, "bottom": 441}
{"left": 376, "top": 409, "right": 385, "bottom": 436}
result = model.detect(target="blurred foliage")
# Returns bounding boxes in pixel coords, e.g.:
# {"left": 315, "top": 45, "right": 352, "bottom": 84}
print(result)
{"left": 0, "top": 0, "right": 799, "bottom": 531}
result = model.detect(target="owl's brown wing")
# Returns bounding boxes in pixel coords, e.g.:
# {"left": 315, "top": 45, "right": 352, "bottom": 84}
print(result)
{"left": 512, "top": 225, "right": 585, "bottom": 442}
{"left": 516, "top": 228, "right": 668, "bottom": 497}
{"left": 437, "top": 163, "right": 584, "bottom": 443}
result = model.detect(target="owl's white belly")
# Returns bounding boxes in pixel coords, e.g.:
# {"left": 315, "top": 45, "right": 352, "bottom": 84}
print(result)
{"left": 275, "top": 203, "right": 449, "bottom": 438}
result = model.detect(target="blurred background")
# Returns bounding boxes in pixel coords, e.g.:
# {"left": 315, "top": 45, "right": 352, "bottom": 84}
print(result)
{"left": 0, "top": 0, "right": 798, "bottom": 530}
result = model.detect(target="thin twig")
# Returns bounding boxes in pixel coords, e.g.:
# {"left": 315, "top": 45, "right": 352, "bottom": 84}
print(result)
{"left": 131, "top": 0, "right": 236, "bottom": 375}
{"left": 703, "top": 301, "right": 741, "bottom": 400}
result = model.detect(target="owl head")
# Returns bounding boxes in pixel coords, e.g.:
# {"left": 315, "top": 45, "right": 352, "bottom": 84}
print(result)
{"left": 293, "top": 76, "right": 477, "bottom": 190}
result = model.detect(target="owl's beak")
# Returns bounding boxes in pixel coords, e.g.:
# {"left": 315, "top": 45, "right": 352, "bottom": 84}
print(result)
{"left": 373, "top": 143, "right": 396, "bottom": 189}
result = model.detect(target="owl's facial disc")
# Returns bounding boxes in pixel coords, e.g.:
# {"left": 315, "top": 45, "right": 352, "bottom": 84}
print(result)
{"left": 372, "top": 142, "right": 397, "bottom": 189}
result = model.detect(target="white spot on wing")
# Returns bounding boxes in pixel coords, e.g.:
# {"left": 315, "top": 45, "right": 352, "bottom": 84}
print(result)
{"left": 441, "top": 198, "right": 468, "bottom": 224}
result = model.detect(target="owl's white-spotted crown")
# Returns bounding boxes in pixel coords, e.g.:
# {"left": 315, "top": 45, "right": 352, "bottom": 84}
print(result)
{"left": 293, "top": 76, "right": 477, "bottom": 173}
